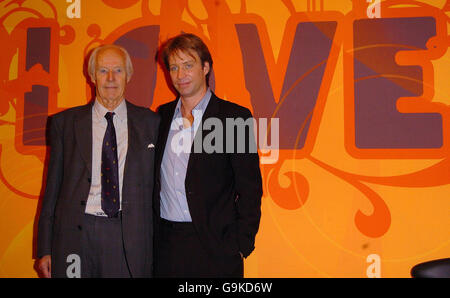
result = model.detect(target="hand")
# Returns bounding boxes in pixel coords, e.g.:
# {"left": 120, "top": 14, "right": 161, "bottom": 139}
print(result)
{"left": 38, "top": 255, "right": 51, "bottom": 278}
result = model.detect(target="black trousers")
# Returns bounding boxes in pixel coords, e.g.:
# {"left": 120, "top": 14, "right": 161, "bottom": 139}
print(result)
{"left": 154, "top": 218, "right": 243, "bottom": 278}
{"left": 80, "top": 213, "right": 131, "bottom": 278}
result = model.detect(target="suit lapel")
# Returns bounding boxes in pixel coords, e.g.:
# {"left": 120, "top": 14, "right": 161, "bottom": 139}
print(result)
{"left": 186, "top": 93, "right": 220, "bottom": 174}
{"left": 156, "top": 99, "right": 177, "bottom": 169}
{"left": 74, "top": 103, "right": 93, "bottom": 176}
{"left": 123, "top": 101, "right": 139, "bottom": 184}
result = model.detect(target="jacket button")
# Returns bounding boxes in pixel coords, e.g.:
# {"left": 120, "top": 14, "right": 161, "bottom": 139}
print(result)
{"left": 77, "top": 225, "right": 82, "bottom": 231}
{"left": 87, "top": 177, "right": 91, "bottom": 183}
{"left": 80, "top": 201, "right": 86, "bottom": 206}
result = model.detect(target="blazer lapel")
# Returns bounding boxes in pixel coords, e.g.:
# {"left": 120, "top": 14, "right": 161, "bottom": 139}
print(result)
{"left": 123, "top": 101, "right": 139, "bottom": 182}
{"left": 74, "top": 103, "right": 93, "bottom": 176}
{"left": 156, "top": 99, "right": 177, "bottom": 169}
{"left": 186, "top": 92, "right": 220, "bottom": 173}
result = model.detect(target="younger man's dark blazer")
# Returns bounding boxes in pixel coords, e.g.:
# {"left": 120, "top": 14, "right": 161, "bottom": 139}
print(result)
{"left": 154, "top": 92, "right": 262, "bottom": 260}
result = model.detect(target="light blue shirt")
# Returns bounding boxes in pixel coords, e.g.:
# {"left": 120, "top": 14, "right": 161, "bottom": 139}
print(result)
{"left": 160, "top": 89, "right": 211, "bottom": 222}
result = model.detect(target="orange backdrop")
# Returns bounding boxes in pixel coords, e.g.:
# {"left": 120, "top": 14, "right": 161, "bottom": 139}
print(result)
{"left": 0, "top": 0, "right": 449, "bottom": 277}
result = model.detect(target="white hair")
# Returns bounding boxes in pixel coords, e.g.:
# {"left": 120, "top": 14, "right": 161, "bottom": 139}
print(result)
{"left": 88, "top": 44, "right": 134, "bottom": 83}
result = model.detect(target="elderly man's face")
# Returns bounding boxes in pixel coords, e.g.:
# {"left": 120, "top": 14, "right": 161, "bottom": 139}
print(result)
{"left": 94, "top": 48, "right": 127, "bottom": 107}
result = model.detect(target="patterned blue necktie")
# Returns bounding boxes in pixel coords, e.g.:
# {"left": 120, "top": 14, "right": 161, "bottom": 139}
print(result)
{"left": 101, "top": 112, "right": 120, "bottom": 217}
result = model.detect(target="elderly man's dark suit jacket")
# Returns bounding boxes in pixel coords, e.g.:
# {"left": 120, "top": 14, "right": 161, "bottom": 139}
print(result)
{"left": 37, "top": 100, "right": 159, "bottom": 278}
{"left": 154, "top": 92, "right": 262, "bottom": 262}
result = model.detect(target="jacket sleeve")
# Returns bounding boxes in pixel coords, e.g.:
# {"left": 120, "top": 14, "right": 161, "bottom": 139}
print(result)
{"left": 229, "top": 108, "right": 263, "bottom": 258}
{"left": 37, "top": 115, "right": 64, "bottom": 258}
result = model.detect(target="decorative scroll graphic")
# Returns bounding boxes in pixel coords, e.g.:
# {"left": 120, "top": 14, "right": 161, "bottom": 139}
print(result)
{"left": 0, "top": 0, "right": 449, "bottom": 277}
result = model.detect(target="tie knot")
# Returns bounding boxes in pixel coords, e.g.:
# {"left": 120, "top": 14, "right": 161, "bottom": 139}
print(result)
{"left": 105, "top": 112, "right": 115, "bottom": 121}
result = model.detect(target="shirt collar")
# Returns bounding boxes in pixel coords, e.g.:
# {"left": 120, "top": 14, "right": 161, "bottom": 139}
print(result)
{"left": 94, "top": 98, "right": 127, "bottom": 123}
{"left": 174, "top": 88, "right": 211, "bottom": 119}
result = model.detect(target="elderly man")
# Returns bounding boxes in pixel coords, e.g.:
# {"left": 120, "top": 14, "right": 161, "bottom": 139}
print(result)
{"left": 154, "top": 33, "right": 262, "bottom": 278}
{"left": 36, "top": 44, "right": 160, "bottom": 278}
